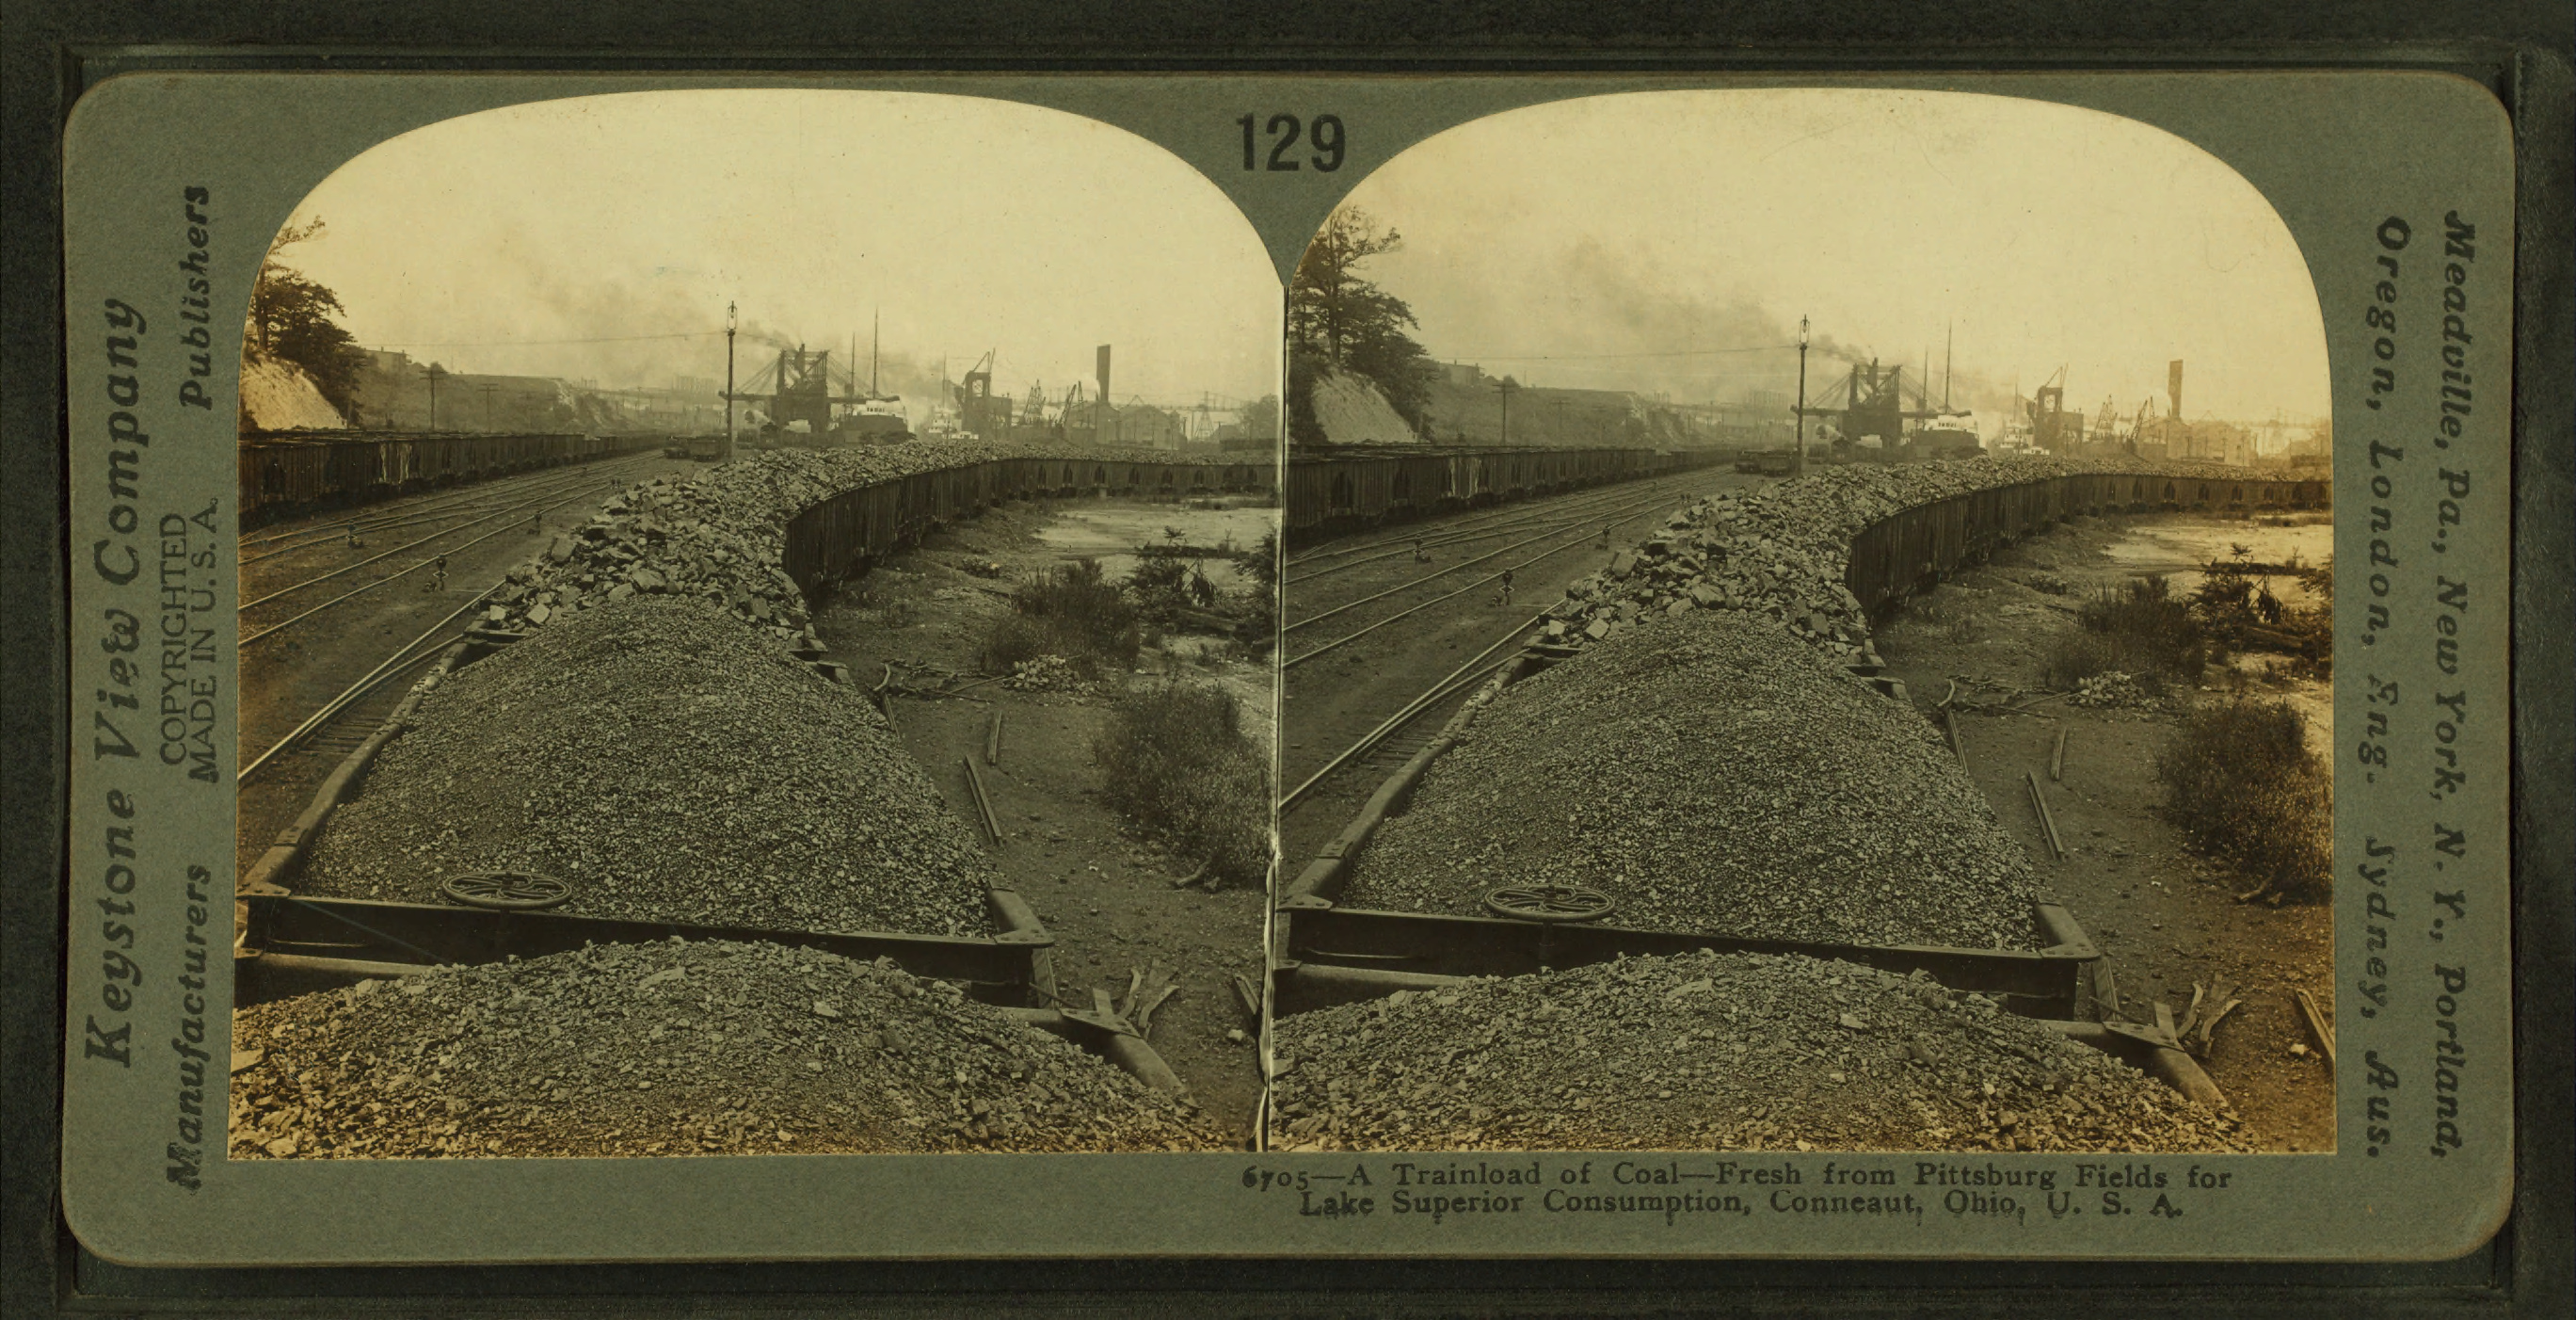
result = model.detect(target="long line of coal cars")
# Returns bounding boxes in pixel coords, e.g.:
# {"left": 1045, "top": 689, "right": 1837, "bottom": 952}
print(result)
{"left": 1285, "top": 445, "right": 1723, "bottom": 541}
{"left": 784, "top": 455, "right": 1279, "bottom": 592}
{"left": 1843, "top": 470, "right": 2332, "bottom": 617}
{"left": 239, "top": 429, "right": 669, "bottom": 527}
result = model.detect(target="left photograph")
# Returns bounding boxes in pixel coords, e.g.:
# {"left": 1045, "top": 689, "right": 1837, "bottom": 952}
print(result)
{"left": 228, "top": 89, "right": 1283, "bottom": 1158}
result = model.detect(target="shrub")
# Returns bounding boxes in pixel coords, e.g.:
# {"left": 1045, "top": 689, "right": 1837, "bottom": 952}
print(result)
{"left": 2191, "top": 551, "right": 2333, "bottom": 678}
{"left": 2155, "top": 697, "right": 2332, "bottom": 901}
{"left": 977, "top": 559, "right": 1141, "bottom": 678}
{"left": 2043, "top": 576, "right": 2204, "bottom": 690}
{"left": 1124, "top": 554, "right": 1197, "bottom": 623}
{"left": 1092, "top": 682, "right": 1272, "bottom": 889}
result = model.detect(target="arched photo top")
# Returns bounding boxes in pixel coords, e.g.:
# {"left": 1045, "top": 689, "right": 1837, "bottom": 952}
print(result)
{"left": 250, "top": 88, "right": 1281, "bottom": 427}
{"left": 1291, "top": 88, "right": 2327, "bottom": 448}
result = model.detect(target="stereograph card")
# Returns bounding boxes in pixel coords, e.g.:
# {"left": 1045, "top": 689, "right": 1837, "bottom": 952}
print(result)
{"left": 52, "top": 67, "right": 2521, "bottom": 1266}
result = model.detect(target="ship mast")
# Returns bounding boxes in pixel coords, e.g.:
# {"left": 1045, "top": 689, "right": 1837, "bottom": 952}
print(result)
{"left": 1943, "top": 322, "right": 1953, "bottom": 411}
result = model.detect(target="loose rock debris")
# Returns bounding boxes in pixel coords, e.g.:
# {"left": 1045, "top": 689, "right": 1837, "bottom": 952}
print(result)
{"left": 300, "top": 594, "right": 997, "bottom": 938}
{"left": 1351, "top": 608, "right": 2040, "bottom": 950}
{"left": 232, "top": 940, "right": 1221, "bottom": 1159}
{"left": 2069, "top": 670, "right": 2160, "bottom": 710}
{"left": 1268, "top": 951, "right": 2252, "bottom": 1154}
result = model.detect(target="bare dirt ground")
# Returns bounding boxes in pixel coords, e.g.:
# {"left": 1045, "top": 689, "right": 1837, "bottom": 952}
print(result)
{"left": 812, "top": 496, "right": 1271, "bottom": 1142}
{"left": 237, "top": 454, "right": 697, "bottom": 878}
{"left": 1873, "top": 511, "right": 2337, "bottom": 1152}
{"left": 1279, "top": 468, "right": 1764, "bottom": 864}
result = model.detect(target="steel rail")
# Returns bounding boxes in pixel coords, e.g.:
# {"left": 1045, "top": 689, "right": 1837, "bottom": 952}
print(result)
{"left": 240, "top": 459, "right": 657, "bottom": 565}
{"left": 241, "top": 449, "right": 662, "bottom": 549}
{"left": 1283, "top": 486, "right": 1691, "bottom": 634}
{"left": 241, "top": 475, "right": 626, "bottom": 610}
{"left": 1283, "top": 493, "right": 1688, "bottom": 669}
{"left": 1283, "top": 479, "right": 1691, "bottom": 585}
{"left": 1284, "top": 472, "right": 1682, "bottom": 568}
{"left": 238, "top": 588, "right": 499, "bottom": 782}
{"left": 1278, "top": 616, "right": 1542, "bottom": 813}
{"left": 239, "top": 479, "right": 616, "bottom": 650}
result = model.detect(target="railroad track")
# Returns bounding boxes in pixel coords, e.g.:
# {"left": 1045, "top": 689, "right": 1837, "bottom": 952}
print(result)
{"left": 1284, "top": 477, "right": 1684, "bottom": 577}
{"left": 1282, "top": 482, "right": 1725, "bottom": 670}
{"left": 239, "top": 588, "right": 497, "bottom": 784}
{"left": 1278, "top": 612, "right": 1541, "bottom": 815}
{"left": 238, "top": 475, "right": 633, "bottom": 650}
{"left": 1278, "top": 468, "right": 1752, "bottom": 816}
{"left": 1283, "top": 483, "right": 1699, "bottom": 637}
{"left": 241, "top": 456, "right": 663, "bottom": 567}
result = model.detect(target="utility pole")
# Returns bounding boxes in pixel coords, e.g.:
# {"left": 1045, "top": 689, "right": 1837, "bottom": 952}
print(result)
{"left": 723, "top": 301, "right": 738, "bottom": 459}
{"left": 1793, "top": 315, "right": 1810, "bottom": 478}
{"left": 1495, "top": 378, "right": 1515, "bottom": 445}
{"left": 426, "top": 362, "right": 445, "bottom": 430}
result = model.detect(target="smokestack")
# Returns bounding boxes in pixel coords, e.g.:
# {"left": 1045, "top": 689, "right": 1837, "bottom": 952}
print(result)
{"left": 2168, "top": 359, "right": 2184, "bottom": 419}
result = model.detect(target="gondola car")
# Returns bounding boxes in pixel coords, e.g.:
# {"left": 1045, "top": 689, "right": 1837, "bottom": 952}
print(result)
{"left": 783, "top": 455, "right": 1279, "bottom": 594}
{"left": 1282, "top": 444, "right": 1721, "bottom": 542}
{"left": 1842, "top": 472, "right": 2333, "bottom": 617}
{"left": 237, "top": 429, "right": 666, "bottom": 527}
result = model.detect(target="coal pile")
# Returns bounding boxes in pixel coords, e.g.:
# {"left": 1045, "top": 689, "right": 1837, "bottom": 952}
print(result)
{"left": 488, "top": 443, "right": 1188, "bottom": 649}
{"left": 1269, "top": 950, "right": 2251, "bottom": 1154}
{"left": 301, "top": 595, "right": 996, "bottom": 938}
{"left": 1349, "top": 608, "right": 2040, "bottom": 949}
{"left": 232, "top": 939, "right": 1220, "bottom": 1158}
{"left": 1544, "top": 457, "right": 2244, "bottom": 663}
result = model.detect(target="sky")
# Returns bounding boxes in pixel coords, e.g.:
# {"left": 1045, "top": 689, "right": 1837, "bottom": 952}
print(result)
{"left": 273, "top": 89, "right": 1281, "bottom": 412}
{"left": 1326, "top": 89, "right": 2330, "bottom": 431}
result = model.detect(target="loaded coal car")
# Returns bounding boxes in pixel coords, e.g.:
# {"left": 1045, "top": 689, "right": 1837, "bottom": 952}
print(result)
{"left": 783, "top": 453, "right": 1276, "bottom": 593}
{"left": 1284, "top": 444, "right": 1716, "bottom": 543}
{"left": 1841, "top": 471, "right": 2333, "bottom": 619}
{"left": 238, "top": 428, "right": 663, "bottom": 527}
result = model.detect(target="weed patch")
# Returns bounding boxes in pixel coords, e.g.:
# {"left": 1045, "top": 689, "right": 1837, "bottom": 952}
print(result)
{"left": 2042, "top": 576, "right": 2203, "bottom": 691}
{"left": 2155, "top": 697, "right": 2332, "bottom": 901}
{"left": 1092, "top": 682, "right": 1271, "bottom": 889}
{"left": 978, "top": 559, "right": 1141, "bottom": 679}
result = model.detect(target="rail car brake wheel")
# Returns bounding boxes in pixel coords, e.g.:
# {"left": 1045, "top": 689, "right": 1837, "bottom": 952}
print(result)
{"left": 440, "top": 870, "right": 574, "bottom": 910}
{"left": 1481, "top": 882, "right": 1615, "bottom": 924}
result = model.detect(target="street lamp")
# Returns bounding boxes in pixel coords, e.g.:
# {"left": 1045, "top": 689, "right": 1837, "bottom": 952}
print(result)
{"left": 1793, "top": 315, "right": 1810, "bottom": 478}
{"left": 724, "top": 301, "right": 738, "bottom": 459}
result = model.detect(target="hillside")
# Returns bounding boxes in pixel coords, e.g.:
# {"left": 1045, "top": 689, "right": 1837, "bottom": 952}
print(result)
{"left": 1304, "top": 366, "right": 1417, "bottom": 445}
{"left": 241, "top": 355, "right": 348, "bottom": 430}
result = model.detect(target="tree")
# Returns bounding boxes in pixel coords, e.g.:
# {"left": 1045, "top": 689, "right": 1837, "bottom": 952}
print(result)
{"left": 1236, "top": 394, "right": 1280, "bottom": 441}
{"left": 1288, "top": 208, "right": 1436, "bottom": 443}
{"left": 246, "top": 217, "right": 368, "bottom": 420}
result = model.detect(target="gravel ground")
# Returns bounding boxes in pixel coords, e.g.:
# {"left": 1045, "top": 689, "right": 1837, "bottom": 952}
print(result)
{"left": 487, "top": 443, "right": 1209, "bottom": 649}
{"left": 1269, "top": 950, "right": 2252, "bottom": 1154}
{"left": 1348, "top": 608, "right": 2040, "bottom": 949}
{"left": 300, "top": 594, "right": 997, "bottom": 938}
{"left": 1543, "top": 457, "right": 2248, "bottom": 664}
{"left": 232, "top": 939, "right": 1221, "bottom": 1158}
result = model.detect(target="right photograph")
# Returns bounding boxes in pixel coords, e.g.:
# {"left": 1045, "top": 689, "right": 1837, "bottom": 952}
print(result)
{"left": 1268, "top": 88, "right": 2336, "bottom": 1156}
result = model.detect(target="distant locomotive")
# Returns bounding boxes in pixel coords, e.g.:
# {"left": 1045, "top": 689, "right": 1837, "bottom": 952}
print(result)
{"left": 1284, "top": 445, "right": 1722, "bottom": 542}
{"left": 238, "top": 429, "right": 666, "bottom": 528}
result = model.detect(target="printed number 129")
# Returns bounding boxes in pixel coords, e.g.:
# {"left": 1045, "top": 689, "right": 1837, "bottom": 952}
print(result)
{"left": 1240, "top": 113, "right": 1344, "bottom": 172}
